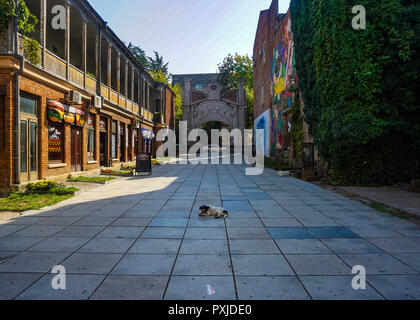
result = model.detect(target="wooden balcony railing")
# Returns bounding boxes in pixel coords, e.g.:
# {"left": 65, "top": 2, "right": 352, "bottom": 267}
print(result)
{"left": 85, "top": 75, "right": 97, "bottom": 94}
{"left": 101, "top": 84, "right": 110, "bottom": 101}
{"left": 13, "top": 35, "right": 150, "bottom": 121}
{"left": 17, "top": 34, "right": 42, "bottom": 67}
{"left": 110, "top": 89, "right": 118, "bottom": 105}
{"left": 127, "top": 100, "right": 133, "bottom": 112}
{"left": 133, "top": 103, "right": 139, "bottom": 114}
{"left": 69, "top": 65, "right": 84, "bottom": 88}
{"left": 45, "top": 51, "right": 66, "bottom": 79}
{"left": 119, "top": 95, "right": 126, "bottom": 109}
{"left": 141, "top": 107, "right": 153, "bottom": 122}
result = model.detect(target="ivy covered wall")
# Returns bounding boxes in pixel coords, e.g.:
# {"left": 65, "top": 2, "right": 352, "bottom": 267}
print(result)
{"left": 290, "top": 0, "right": 419, "bottom": 185}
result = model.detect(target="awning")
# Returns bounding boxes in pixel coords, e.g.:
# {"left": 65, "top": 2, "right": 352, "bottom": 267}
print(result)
{"left": 141, "top": 128, "right": 155, "bottom": 140}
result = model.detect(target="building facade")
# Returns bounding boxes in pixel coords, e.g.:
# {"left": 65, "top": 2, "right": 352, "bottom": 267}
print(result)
{"left": 172, "top": 73, "right": 219, "bottom": 93}
{"left": 253, "top": 0, "right": 318, "bottom": 176}
{"left": 0, "top": 0, "right": 175, "bottom": 194}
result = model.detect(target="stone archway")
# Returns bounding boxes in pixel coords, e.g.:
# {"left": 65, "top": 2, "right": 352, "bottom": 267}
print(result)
{"left": 181, "top": 78, "right": 246, "bottom": 135}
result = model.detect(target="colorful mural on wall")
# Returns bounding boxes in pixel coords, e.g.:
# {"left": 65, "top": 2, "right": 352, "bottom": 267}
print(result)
{"left": 270, "top": 15, "right": 296, "bottom": 153}
{"left": 254, "top": 110, "right": 270, "bottom": 158}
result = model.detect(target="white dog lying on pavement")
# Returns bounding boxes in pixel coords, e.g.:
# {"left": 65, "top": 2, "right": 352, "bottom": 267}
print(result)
{"left": 198, "top": 205, "right": 229, "bottom": 219}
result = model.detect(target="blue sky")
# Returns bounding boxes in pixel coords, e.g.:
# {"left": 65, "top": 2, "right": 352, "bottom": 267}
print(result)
{"left": 88, "top": 0, "right": 291, "bottom": 75}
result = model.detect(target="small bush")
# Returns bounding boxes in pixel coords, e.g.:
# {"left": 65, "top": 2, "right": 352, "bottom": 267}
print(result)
{"left": 25, "top": 180, "right": 78, "bottom": 195}
{"left": 264, "top": 157, "right": 293, "bottom": 171}
{"left": 26, "top": 180, "right": 57, "bottom": 193}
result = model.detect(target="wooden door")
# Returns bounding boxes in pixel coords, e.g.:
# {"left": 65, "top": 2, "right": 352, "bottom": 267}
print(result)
{"left": 71, "top": 127, "right": 82, "bottom": 172}
{"left": 20, "top": 119, "right": 38, "bottom": 182}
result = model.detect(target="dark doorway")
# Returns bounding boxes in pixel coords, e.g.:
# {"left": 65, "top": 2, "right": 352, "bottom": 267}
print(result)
{"left": 120, "top": 123, "right": 125, "bottom": 162}
{"left": 71, "top": 127, "right": 82, "bottom": 172}
{"left": 127, "top": 125, "right": 132, "bottom": 161}
{"left": 100, "top": 131, "right": 108, "bottom": 166}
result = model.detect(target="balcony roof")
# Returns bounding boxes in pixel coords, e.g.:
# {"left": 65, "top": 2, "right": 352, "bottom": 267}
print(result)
{"left": 78, "top": 0, "right": 148, "bottom": 75}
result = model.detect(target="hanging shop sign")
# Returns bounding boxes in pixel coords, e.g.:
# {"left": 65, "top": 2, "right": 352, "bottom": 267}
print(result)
{"left": 75, "top": 108, "right": 86, "bottom": 127}
{"left": 141, "top": 128, "right": 155, "bottom": 140}
{"left": 47, "top": 100, "right": 65, "bottom": 123}
{"left": 47, "top": 100, "right": 85, "bottom": 127}
{"left": 63, "top": 105, "right": 76, "bottom": 124}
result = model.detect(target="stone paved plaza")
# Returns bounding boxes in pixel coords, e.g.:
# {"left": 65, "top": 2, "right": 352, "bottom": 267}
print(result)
{"left": 1, "top": 162, "right": 420, "bottom": 300}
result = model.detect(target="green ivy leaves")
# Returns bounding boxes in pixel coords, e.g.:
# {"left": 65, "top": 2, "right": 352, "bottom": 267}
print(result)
{"left": 290, "top": 0, "right": 419, "bottom": 185}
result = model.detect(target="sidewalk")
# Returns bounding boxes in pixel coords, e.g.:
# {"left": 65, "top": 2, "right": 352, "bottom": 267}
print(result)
{"left": 339, "top": 185, "right": 420, "bottom": 218}
{"left": 1, "top": 163, "right": 419, "bottom": 300}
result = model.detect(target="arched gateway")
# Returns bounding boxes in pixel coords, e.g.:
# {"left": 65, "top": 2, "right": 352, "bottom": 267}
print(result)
{"left": 181, "top": 78, "right": 246, "bottom": 135}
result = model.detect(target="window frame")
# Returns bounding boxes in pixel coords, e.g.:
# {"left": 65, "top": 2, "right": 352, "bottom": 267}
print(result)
{"left": 48, "top": 121, "right": 65, "bottom": 164}
{"left": 20, "top": 93, "right": 38, "bottom": 116}
{"left": 87, "top": 114, "right": 96, "bottom": 160}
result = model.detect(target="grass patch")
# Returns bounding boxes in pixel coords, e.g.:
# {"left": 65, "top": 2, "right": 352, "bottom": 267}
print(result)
{"left": 264, "top": 157, "right": 293, "bottom": 171}
{"left": 368, "top": 202, "right": 410, "bottom": 220}
{"left": 121, "top": 166, "right": 135, "bottom": 170}
{"left": 0, "top": 181, "right": 79, "bottom": 212}
{"left": 101, "top": 169, "right": 132, "bottom": 176}
{"left": 69, "top": 176, "right": 116, "bottom": 183}
{"left": 152, "top": 159, "right": 161, "bottom": 165}
{"left": 0, "top": 192, "right": 75, "bottom": 212}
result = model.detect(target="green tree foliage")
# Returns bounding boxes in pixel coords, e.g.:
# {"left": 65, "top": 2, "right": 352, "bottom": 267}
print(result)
{"left": 217, "top": 53, "right": 254, "bottom": 128}
{"left": 149, "top": 69, "right": 167, "bottom": 83}
{"left": 128, "top": 43, "right": 149, "bottom": 69}
{"left": 217, "top": 53, "right": 253, "bottom": 91}
{"left": 0, "top": 0, "right": 40, "bottom": 65}
{"left": 128, "top": 45, "right": 170, "bottom": 80}
{"left": 0, "top": 0, "right": 37, "bottom": 35}
{"left": 149, "top": 70, "right": 183, "bottom": 119}
{"left": 172, "top": 83, "right": 183, "bottom": 118}
{"left": 148, "top": 51, "right": 169, "bottom": 77}
{"left": 128, "top": 46, "right": 181, "bottom": 117}
{"left": 290, "top": 0, "right": 419, "bottom": 185}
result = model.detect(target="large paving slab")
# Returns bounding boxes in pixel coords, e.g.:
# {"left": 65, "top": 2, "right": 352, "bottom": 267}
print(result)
{"left": 1, "top": 161, "right": 419, "bottom": 300}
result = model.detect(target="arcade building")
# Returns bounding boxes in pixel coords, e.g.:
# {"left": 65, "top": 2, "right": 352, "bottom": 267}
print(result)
{"left": 0, "top": 0, "right": 175, "bottom": 194}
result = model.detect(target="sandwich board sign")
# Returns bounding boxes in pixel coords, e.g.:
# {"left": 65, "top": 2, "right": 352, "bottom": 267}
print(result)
{"left": 136, "top": 152, "right": 152, "bottom": 176}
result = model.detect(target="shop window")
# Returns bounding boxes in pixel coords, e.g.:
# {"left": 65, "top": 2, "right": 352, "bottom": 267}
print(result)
{"left": 48, "top": 122, "right": 64, "bottom": 163}
{"left": 20, "top": 95, "right": 37, "bottom": 115}
{"left": 111, "top": 120, "right": 117, "bottom": 159}
{"left": 87, "top": 114, "right": 96, "bottom": 160}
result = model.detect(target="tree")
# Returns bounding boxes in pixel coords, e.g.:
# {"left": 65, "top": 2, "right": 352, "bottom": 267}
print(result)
{"left": 217, "top": 53, "right": 253, "bottom": 92}
{"left": 148, "top": 50, "right": 169, "bottom": 77}
{"left": 127, "top": 43, "right": 149, "bottom": 69}
{"left": 172, "top": 83, "right": 183, "bottom": 119}
{"left": 217, "top": 53, "right": 254, "bottom": 128}
{"left": 0, "top": 0, "right": 39, "bottom": 65}
{"left": 0, "top": 0, "right": 37, "bottom": 34}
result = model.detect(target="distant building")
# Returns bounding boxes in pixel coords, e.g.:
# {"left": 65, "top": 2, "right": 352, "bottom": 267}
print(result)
{"left": 172, "top": 73, "right": 219, "bottom": 94}
{"left": 253, "top": 0, "right": 321, "bottom": 177}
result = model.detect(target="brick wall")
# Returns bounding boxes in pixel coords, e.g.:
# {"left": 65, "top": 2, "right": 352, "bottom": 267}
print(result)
{"left": 0, "top": 61, "right": 139, "bottom": 193}
{"left": 165, "top": 87, "right": 176, "bottom": 130}
{"left": 0, "top": 69, "right": 14, "bottom": 195}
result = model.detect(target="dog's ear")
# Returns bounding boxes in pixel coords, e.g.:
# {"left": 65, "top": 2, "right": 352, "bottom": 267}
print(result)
{"left": 200, "top": 206, "right": 209, "bottom": 212}
{"left": 223, "top": 210, "right": 228, "bottom": 215}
